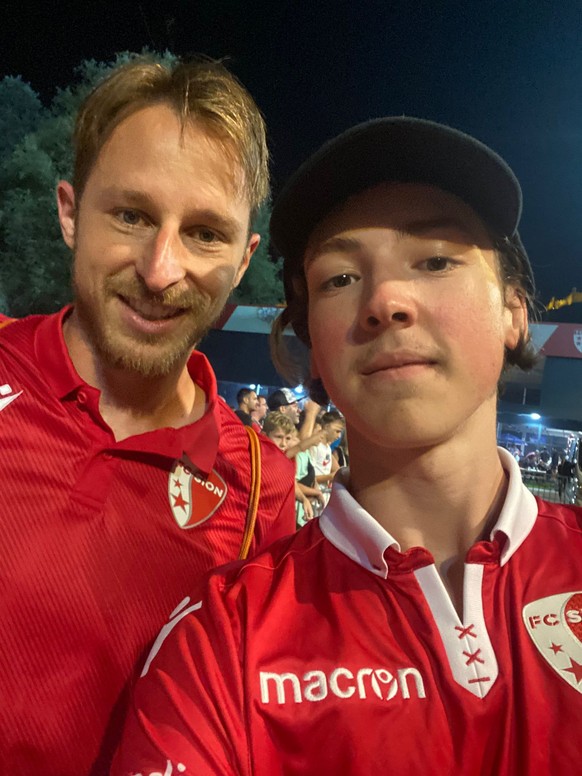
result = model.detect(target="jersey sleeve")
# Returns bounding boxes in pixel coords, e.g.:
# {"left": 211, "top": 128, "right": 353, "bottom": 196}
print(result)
{"left": 111, "top": 575, "right": 248, "bottom": 776}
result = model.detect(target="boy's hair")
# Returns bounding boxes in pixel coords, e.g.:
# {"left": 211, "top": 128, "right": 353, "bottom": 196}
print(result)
{"left": 73, "top": 55, "right": 269, "bottom": 222}
{"left": 320, "top": 411, "right": 345, "bottom": 428}
{"left": 263, "top": 411, "right": 296, "bottom": 437}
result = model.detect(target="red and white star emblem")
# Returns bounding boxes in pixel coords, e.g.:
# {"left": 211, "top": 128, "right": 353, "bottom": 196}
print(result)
{"left": 168, "top": 458, "right": 227, "bottom": 529}
{"left": 524, "top": 591, "right": 582, "bottom": 694}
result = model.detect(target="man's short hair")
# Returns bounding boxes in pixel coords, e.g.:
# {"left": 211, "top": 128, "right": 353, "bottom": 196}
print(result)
{"left": 269, "top": 117, "right": 538, "bottom": 400}
{"left": 73, "top": 55, "right": 269, "bottom": 222}
{"left": 263, "top": 411, "right": 296, "bottom": 437}
{"left": 237, "top": 387, "right": 253, "bottom": 405}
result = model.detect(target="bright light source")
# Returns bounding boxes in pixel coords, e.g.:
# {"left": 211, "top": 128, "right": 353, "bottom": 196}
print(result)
{"left": 249, "top": 384, "right": 256, "bottom": 390}
{"left": 530, "top": 413, "right": 541, "bottom": 420}
{"left": 294, "top": 385, "right": 304, "bottom": 395}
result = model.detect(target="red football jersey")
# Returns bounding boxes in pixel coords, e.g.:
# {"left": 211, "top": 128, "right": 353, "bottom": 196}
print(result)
{"left": 114, "top": 449, "right": 582, "bottom": 775}
{"left": 0, "top": 308, "right": 295, "bottom": 775}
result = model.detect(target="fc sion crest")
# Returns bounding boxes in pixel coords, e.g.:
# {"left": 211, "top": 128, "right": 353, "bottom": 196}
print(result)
{"left": 524, "top": 591, "right": 582, "bottom": 693}
{"left": 168, "top": 457, "right": 227, "bottom": 529}
{"left": 574, "top": 331, "right": 582, "bottom": 354}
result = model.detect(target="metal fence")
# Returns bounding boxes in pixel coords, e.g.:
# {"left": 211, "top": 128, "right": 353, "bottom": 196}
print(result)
{"left": 520, "top": 471, "right": 579, "bottom": 505}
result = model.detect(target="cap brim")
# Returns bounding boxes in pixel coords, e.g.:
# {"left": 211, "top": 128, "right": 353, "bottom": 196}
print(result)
{"left": 271, "top": 117, "right": 522, "bottom": 280}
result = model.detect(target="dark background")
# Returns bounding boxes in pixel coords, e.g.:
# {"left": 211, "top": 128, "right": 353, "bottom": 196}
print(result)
{"left": 2, "top": 0, "right": 582, "bottom": 318}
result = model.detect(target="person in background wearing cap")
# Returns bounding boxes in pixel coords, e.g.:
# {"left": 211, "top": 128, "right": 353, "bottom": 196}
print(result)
{"left": 0, "top": 56, "right": 296, "bottom": 776}
{"left": 113, "top": 117, "right": 582, "bottom": 775}
{"left": 266, "top": 386, "right": 302, "bottom": 426}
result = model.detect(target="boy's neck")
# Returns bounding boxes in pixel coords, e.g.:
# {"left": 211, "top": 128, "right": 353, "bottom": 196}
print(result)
{"left": 347, "top": 409, "right": 508, "bottom": 615}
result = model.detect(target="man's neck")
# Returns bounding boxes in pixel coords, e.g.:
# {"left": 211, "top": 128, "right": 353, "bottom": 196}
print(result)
{"left": 63, "top": 313, "right": 206, "bottom": 442}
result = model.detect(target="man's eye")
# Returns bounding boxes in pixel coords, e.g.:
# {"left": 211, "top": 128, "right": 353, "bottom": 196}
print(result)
{"left": 425, "top": 256, "right": 453, "bottom": 272}
{"left": 197, "top": 229, "right": 218, "bottom": 243}
{"left": 119, "top": 210, "right": 142, "bottom": 226}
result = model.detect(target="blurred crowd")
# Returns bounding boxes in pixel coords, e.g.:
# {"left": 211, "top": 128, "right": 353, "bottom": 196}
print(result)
{"left": 232, "top": 386, "right": 347, "bottom": 527}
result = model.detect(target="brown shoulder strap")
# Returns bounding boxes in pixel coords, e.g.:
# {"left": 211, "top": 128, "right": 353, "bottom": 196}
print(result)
{"left": 238, "top": 425, "right": 262, "bottom": 560}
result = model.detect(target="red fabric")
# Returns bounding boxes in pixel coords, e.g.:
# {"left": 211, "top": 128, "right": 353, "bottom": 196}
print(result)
{"left": 114, "top": 500, "right": 582, "bottom": 776}
{"left": 0, "top": 308, "right": 295, "bottom": 776}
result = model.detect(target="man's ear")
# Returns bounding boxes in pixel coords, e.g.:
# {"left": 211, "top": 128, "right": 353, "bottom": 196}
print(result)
{"left": 233, "top": 232, "right": 261, "bottom": 288}
{"left": 56, "top": 181, "right": 77, "bottom": 250}
{"left": 504, "top": 286, "right": 528, "bottom": 351}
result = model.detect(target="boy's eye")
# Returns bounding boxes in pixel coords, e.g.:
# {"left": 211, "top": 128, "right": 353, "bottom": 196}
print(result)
{"left": 425, "top": 256, "right": 453, "bottom": 272}
{"left": 322, "top": 273, "right": 357, "bottom": 290}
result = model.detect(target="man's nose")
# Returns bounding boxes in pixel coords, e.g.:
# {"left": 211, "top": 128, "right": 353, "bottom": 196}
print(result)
{"left": 136, "top": 227, "right": 187, "bottom": 292}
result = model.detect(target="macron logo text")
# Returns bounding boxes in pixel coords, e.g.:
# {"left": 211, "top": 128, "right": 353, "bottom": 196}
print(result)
{"left": 259, "top": 665, "right": 426, "bottom": 705}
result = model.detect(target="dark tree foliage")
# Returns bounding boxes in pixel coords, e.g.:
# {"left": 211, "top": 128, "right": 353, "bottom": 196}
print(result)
{"left": 0, "top": 51, "right": 283, "bottom": 316}
{"left": 232, "top": 200, "right": 284, "bottom": 306}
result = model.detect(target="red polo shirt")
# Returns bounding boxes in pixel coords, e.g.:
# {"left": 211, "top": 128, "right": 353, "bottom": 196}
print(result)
{"left": 114, "top": 450, "right": 582, "bottom": 776}
{"left": 0, "top": 308, "right": 294, "bottom": 776}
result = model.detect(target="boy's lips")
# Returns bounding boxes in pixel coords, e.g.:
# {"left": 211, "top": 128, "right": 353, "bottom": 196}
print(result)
{"left": 361, "top": 351, "right": 438, "bottom": 375}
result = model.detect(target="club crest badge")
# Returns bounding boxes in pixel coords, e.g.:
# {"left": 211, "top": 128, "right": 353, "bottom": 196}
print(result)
{"left": 574, "top": 331, "right": 582, "bottom": 354}
{"left": 523, "top": 591, "right": 582, "bottom": 693}
{"left": 168, "top": 458, "right": 227, "bottom": 529}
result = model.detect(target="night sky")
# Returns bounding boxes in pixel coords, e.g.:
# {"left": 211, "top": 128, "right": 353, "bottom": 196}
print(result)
{"left": 2, "top": 0, "right": 582, "bottom": 319}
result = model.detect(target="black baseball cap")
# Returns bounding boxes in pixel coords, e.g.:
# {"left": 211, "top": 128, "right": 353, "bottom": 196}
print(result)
{"left": 267, "top": 387, "right": 303, "bottom": 411}
{"left": 270, "top": 117, "right": 533, "bottom": 296}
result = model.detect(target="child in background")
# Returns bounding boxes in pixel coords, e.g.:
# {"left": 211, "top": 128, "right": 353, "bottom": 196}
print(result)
{"left": 263, "top": 413, "right": 323, "bottom": 525}
{"left": 309, "top": 411, "right": 345, "bottom": 506}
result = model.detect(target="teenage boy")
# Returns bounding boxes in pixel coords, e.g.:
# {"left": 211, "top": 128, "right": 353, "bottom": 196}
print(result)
{"left": 0, "top": 56, "right": 294, "bottom": 775}
{"left": 114, "top": 118, "right": 582, "bottom": 775}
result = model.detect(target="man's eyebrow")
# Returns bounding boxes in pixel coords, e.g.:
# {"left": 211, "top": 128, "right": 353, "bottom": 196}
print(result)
{"left": 99, "top": 188, "right": 244, "bottom": 235}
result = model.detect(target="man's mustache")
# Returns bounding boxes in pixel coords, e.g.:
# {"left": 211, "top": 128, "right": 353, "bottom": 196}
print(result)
{"left": 104, "top": 275, "right": 209, "bottom": 310}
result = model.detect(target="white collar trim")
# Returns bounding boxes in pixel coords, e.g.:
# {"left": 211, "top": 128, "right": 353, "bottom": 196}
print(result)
{"left": 319, "top": 447, "right": 538, "bottom": 578}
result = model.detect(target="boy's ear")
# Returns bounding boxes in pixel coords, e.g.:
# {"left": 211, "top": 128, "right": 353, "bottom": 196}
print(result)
{"left": 310, "top": 353, "right": 320, "bottom": 380}
{"left": 504, "top": 286, "right": 528, "bottom": 351}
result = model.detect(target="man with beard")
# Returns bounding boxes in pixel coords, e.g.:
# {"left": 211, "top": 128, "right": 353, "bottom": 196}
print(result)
{"left": 0, "top": 56, "right": 294, "bottom": 776}
{"left": 234, "top": 387, "right": 259, "bottom": 427}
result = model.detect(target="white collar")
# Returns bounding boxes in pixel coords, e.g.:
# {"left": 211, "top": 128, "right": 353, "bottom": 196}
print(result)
{"left": 319, "top": 447, "right": 538, "bottom": 578}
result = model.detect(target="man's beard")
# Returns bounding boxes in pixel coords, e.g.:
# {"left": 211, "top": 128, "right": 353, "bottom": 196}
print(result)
{"left": 73, "top": 270, "right": 232, "bottom": 378}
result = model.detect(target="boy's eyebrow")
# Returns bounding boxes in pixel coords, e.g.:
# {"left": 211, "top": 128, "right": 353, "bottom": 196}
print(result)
{"left": 307, "top": 217, "right": 481, "bottom": 264}
{"left": 395, "top": 217, "right": 479, "bottom": 242}
{"left": 306, "top": 236, "right": 362, "bottom": 265}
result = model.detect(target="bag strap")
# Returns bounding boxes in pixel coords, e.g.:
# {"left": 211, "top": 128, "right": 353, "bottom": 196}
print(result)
{"left": 0, "top": 317, "right": 15, "bottom": 332}
{"left": 239, "top": 425, "right": 262, "bottom": 560}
